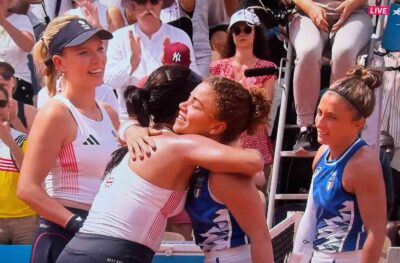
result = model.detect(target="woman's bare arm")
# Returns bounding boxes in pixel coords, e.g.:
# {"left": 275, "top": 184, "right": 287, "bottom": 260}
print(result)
{"left": 17, "top": 102, "right": 77, "bottom": 227}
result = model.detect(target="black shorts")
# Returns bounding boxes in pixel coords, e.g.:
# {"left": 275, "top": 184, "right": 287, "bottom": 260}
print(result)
{"left": 56, "top": 232, "right": 155, "bottom": 263}
{"left": 30, "top": 207, "right": 89, "bottom": 263}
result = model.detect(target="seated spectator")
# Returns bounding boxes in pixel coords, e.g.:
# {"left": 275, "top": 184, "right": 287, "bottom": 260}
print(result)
{"left": 289, "top": 0, "right": 372, "bottom": 151}
{"left": 209, "top": 24, "right": 228, "bottom": 62}
{"left": 0, "top": 0, "right": 35, "bottom": 105}
{"left": 0, "top": 84, "right": 37, "bottom": 245}
{"left": 210, "top": 9, "right": 276, "bottom": 183}
{"left": 104, "top": 0, "right": 198, "bottom": 121}
{"left": 0, "top": 60, "right": 37, "bottom": 134}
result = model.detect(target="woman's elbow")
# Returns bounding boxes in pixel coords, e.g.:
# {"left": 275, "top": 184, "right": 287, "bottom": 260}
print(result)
{"left": 16, "top": 180, "right": 34, "bottom": 203}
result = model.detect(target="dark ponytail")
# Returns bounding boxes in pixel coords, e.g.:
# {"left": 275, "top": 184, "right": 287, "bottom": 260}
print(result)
{"left": 124, "top": 85, "right": 151, "bottom": 126}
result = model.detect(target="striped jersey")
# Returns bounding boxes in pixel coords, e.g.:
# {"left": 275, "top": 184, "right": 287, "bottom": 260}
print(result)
{"left": 0, "top": 129, "right": 34, "bottom": 218}
{"left": 44, "top": 94, "right": 118, "bottom": 205}
{"left": 313, "top": 138, "right": 367, "bottom": 252}
{"left": 80, "top": 154, "right": 187, "bottom": 252}
{"left": 186, "top": 168, "right": 250, "bottom": 252}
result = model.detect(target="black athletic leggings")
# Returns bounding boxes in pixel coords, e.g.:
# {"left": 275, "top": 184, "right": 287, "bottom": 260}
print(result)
{"left": 30, "top": 207, "right": 89, "bottom": 263}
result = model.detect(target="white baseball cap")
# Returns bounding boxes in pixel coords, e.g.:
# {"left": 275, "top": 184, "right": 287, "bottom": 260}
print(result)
{"left": 228, "top": 9, "right": 260, "bottom": 30}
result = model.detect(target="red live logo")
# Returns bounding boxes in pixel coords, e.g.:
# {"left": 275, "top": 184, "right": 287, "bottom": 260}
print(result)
{"left": 368, "top": 5, "right": 390, "bottom": 15}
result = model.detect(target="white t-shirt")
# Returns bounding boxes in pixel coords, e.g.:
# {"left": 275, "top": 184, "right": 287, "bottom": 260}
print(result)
{"left": 0, "top": 14, "right": 34, "bottom": 83}
{"left": 37, "top": 79, "right": 119, "bottom": 112}
{"left": 104, "top": 23, "right": 199, "bottom": 121}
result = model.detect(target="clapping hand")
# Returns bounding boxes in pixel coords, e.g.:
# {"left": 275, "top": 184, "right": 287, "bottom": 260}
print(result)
{"left": 129, "top": 31, "right": 141, "bottom": 71}
{"left": 77, "top": 0, "right": 102, "bottom": 28}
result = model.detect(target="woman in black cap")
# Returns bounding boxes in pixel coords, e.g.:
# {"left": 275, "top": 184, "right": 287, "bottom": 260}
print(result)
{"left": 17, "top": 15, "right": 119, "bottom": 263}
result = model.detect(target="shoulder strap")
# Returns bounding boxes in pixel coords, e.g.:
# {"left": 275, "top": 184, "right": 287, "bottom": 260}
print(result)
{"left": 17, "top": 100, "right": 27, "bottom": 129}
{"left": 55, "top": 0, "right": 62, "bottom": 17}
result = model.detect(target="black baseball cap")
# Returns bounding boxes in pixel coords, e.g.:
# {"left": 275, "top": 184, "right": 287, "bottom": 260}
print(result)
{"left": 45, "top": 18, "right": 113, "bottom": 66}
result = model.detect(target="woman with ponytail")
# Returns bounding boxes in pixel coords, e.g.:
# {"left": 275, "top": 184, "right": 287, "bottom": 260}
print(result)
{"left": 56, "top": 69, "right": 272, "bottom": 263}
{"left": 17, "top": 15, "right": 119, "bottom": 263}
{"left": 291, "top": 66, "right": 387, "bottom": 263}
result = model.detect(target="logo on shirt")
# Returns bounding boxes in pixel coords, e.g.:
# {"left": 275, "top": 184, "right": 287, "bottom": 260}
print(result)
{"left": 172, "top": 52, "right": 182, "bottom": 63}
{"left": 326, "top": 171, "right": 337, "bottom": 191}
{"left": 104, "top": 174, "right": 114, "bottom": 188}
{"left": 313, "top": 167, "right": 321, "bottom": 176}
{"left": 194, "top": 175, "right": 205, "bottom": 198}
{"left": 83, "top": 135, "right": 100, "bottom": 145}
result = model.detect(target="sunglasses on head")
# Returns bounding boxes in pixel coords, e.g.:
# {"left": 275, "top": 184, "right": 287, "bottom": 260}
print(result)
{"left": 133, "top": 0, "right": 160, "bottom": 5}
{"left": 0, "top": 71, "right": 13, "bottom": 81}
{"left": 0, "top": 100, "right": 8, "bottom": 108}
{"left": 231, "top": 25, "right": 253, "bottom": 36}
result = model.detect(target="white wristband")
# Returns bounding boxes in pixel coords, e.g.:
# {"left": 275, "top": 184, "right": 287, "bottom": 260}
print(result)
{"left": 118, "top": 119, "right": 140, "bottom": 142}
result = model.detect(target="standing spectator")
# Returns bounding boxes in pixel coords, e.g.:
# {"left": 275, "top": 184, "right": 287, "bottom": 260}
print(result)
{"left": 104, "top": 0, "right": 198, "bottom": 121}
{"left": 0, "top": 60, "right": 37, "bottom": 134}
{"left": 289, "top": 0, "right": 372, "bottom": 151}
{"left": 17, "top": 16, "right": 119, "bottom": 263}
{"left": 0, "top": 0, "right": 35, "bottom": 105}
{"left": 210, "top": 9, "right": 276, "bottom": 179}
{"left": 0, "top": 85, "right": 37, "bottom": 245}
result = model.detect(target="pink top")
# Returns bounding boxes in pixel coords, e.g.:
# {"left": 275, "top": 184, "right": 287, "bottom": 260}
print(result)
{"left": 210, "top": 58, "right": 276, "bottom": 165}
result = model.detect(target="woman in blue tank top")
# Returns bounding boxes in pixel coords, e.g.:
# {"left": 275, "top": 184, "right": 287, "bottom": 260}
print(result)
{"left": 291, "top": 66, "right": 387, "bottom": 263}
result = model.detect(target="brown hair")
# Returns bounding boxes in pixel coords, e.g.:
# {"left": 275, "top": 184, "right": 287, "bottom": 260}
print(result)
{"left": 222, "top": 25, "right": 270, "bottom": 60}
{"left": 328, "top": 66, "right": 382, "bottom": 119}
{"left": 205, "top": 76, "right": 270, "bottom": 143}
{"left": 32, "top": 15, "right": 79, "bottom": 97}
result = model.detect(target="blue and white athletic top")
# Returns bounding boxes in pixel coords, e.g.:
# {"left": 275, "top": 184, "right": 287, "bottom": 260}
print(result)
{"left": 313, "top": 138, "right": 367, "bottom": 253}
{"left": 186, "top": 168, "right": 250, "bottom": 252}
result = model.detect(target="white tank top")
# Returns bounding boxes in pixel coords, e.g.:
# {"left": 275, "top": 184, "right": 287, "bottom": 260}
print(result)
{"left": 44, "top": 94, "right": 118, "bottom": 205}
{"left": 80, "top": 154, "right": 188, "bottom": 252}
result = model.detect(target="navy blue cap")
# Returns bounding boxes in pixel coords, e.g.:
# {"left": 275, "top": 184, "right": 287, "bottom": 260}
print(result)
{"left": 45, "top": 18, "right": 113, "bottom": 66}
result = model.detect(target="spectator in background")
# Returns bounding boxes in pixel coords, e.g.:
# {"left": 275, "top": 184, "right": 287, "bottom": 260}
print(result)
{"left": 65, "top": 0, "right": 118, "bottom": 32}
{"left": 210, "top": 9, "right": 276, "bottom": 185}
{"left": 0, "top": 85, "right": 36, "bottom": 245}
{"left": 209, "top": 24, "right": 228, "bottom": 62}
{"left": 289, "top": 0, "right": 372, "bottom": 151}
{"left": 379, "top": 130, "right": 394, "bottom": 218}
{"left": 0, "top": 0, "right": 35, "bottom": 105}
{"left": 104, "top": 0, "right": 198, "bottom": 121}
{"left": 0, "top": 60, "right": 36, "bottom": 134}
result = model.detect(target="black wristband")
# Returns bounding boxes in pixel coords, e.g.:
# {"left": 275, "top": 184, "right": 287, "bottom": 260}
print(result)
{"left": 65, "top": 214, "right": 84, "bottom": 233}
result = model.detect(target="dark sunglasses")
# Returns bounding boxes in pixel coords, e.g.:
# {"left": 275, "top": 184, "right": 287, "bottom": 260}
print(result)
{"left": 231, "top": 25, "right": 253, "bottom": 36}
{"left": 0, "top": 71, "right": 13, "bottom": 81}
{"left": 0, "top": 100, "right": 8, "bottom": 108}
{"left": 133, "top": 0, "right": 160, "bottom": 5}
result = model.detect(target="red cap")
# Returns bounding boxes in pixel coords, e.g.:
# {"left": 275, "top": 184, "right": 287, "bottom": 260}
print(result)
{"left": 162, "top": 42, "right": 191, "bottom": 67}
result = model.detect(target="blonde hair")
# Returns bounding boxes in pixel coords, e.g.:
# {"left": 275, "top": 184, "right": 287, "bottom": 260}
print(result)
{"left": 32, "top": 15, "right": 79, "bottom": 97}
